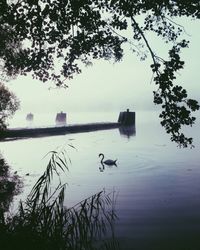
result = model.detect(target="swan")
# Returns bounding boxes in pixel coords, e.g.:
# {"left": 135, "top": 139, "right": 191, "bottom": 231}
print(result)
{"left": 99, "top": 153, "right": 117, "bottom": 166}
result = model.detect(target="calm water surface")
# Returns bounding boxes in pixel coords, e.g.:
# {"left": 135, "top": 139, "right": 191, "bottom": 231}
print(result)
{"left": 1, "top": 111, "right": 200, "bottom": 249}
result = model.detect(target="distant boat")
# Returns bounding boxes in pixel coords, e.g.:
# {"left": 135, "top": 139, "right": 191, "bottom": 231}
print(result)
{"left": 26, "top": 113, "right": 34, "bottom": 121}
{"left": 55, "top": 111, "right": 67, "bottom": 126}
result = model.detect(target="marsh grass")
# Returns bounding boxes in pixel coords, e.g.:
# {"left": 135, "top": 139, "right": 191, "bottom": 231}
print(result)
{"left": 0, "top": 151, "right": 119, "bottom": 250}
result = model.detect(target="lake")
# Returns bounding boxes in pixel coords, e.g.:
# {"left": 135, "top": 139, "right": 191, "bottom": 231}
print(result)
{"left": 1, "top": 111, "right": 200, "bottom": 250}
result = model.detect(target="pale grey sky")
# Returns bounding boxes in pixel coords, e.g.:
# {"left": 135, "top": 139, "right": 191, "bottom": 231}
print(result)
{"left": 6, "top": 18, "right": 200, "bottom": 116}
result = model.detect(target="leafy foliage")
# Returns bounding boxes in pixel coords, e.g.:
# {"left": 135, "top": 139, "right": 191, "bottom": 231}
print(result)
{"left": 0, "top": 154, "right": 22, "bottom": 216}
{"left": 0, "top": 24, "right": 22, "bottom": 81}
{"left": 0, "top": 83, "right": 20, "bottom": 130}
{"left": 0, "top": 0, "right": 200, "bottom": 146}
{"left": 152, "top": 41, "right": 200, "bottom": 147}
{"left": 0, "top": 151, "right": 119, "bottom": 250}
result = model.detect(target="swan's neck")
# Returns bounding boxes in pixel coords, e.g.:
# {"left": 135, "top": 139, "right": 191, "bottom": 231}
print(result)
{"left": 100, "top": 154, "right": 104, "bottom": 162}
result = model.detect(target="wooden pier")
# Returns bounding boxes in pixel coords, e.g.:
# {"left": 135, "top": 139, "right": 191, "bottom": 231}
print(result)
{"left": 0, "top": 122, "right": 120, "bottom": 140}
{"left": 0, "top": 109, "right": 136, "bottom": 140}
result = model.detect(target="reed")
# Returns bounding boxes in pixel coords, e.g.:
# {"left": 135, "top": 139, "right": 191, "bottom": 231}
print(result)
{"left": 0, "top": 151, "right": 119, "bottom": 250}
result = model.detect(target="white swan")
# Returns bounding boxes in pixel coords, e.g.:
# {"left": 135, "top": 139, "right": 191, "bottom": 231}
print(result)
{"left": 99, "top": 153, "right": 117, "bottom": 166}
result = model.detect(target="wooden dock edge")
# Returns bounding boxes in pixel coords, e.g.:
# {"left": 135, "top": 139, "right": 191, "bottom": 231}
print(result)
{"left": 0, "top": 122, "right": 120, "bottom": 140}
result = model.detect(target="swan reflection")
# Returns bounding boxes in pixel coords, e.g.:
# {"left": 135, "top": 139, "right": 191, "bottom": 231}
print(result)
{"left": 99, "top": 162, "right": 118, "bottom": 172}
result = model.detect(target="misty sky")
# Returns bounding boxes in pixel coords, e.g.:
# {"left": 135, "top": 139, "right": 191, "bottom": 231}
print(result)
{"left": 6, "top": 18, "right": 200, "bottom": 116}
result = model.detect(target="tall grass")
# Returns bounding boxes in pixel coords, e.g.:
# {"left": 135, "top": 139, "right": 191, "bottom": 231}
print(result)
{"left": 0, "top": 151, "right": 119, "bottom": 250}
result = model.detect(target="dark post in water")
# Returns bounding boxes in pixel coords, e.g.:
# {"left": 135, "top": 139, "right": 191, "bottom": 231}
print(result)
{"left": 55, "top": 111, "right": 67, "bottom": 126}
{"left": 118, "top": 109, "right": 135, "bottom": 125}
{"left": 26, "top": 113, "right": 34, "bottom": 121}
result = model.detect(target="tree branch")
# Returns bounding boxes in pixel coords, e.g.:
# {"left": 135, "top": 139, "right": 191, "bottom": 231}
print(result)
{"left": 130, "top": 16, "right": 159, "bottom": 75}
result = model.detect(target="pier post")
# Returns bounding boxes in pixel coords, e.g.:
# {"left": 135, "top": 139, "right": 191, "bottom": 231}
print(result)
{"left": 55, "top": 111, "right": 67, "bottom": 126}
{"left": 118, "top": 109, "right": 135, "bottom": 125}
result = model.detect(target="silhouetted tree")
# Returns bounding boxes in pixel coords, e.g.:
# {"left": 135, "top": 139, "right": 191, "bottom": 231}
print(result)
{"left": 0, "top": 83, "right": 20, "bottom": 130}
{"left": 0, "top": 0, "right": 199, "bottom": 146}
{"left": 0, "top": 154, "right": 22, "bottom": 215}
